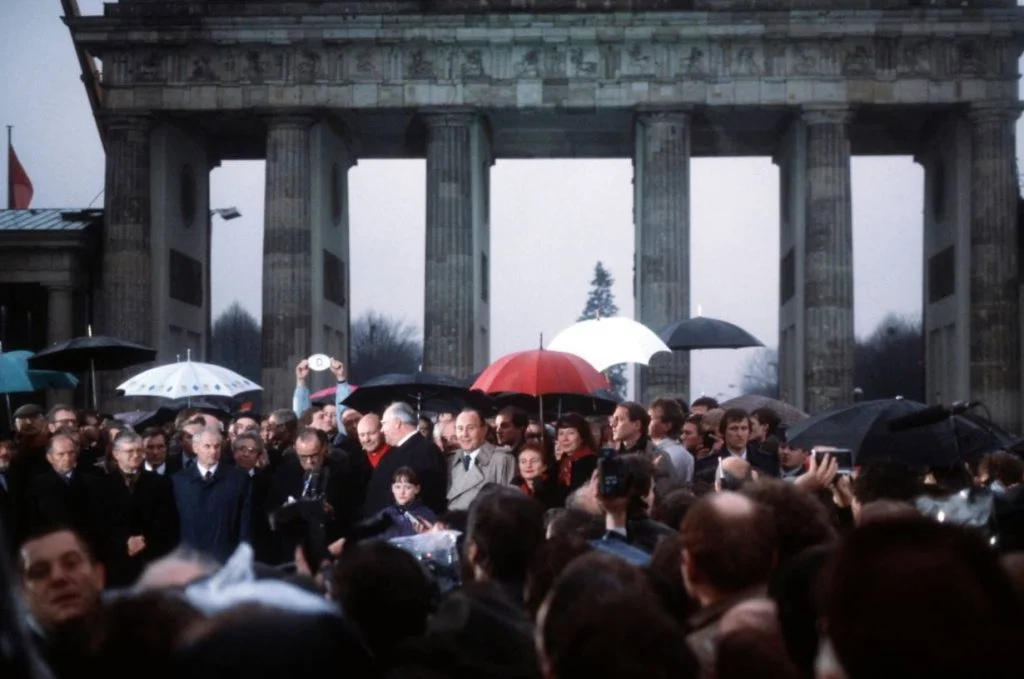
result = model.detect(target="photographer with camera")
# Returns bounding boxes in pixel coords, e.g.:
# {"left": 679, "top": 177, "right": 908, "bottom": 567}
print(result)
{"left": 597, "top": 453, "right": 677, "bottom": 554}
{"left": 267, "top": 428, "right": 349, "bottom": 566}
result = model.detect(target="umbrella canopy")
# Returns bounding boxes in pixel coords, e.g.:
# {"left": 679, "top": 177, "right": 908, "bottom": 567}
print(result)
{"left": 118, "top": 360, "right": 262, "bottom": 399}
{"left": 657, "top": 317, "right": 763, "bottom": 351}
{"left": 547, "top": 317, "right": 670, "bottom": 372}
{"left": 720, "top": 394, "right": 809, "bottom": 426}
{"left": 340, "top": 372, "right": 487, "bottom": 415}
{"left": 0, "top": 351, "right": 80, "bottom": 394}
{"left": 28, "top": 334, "right": 156, "bottom": 372}
{"left": 951, "top": 412, "right": 1014, "bottom": 461}
{"left": 491, "top": 388, "right": 622, "bottom": 418}
{"left": 785, "top": 398, "right": 960, "bottom": 469}
{"left": 471, "top": 349, "right": 609, "bottom": 397}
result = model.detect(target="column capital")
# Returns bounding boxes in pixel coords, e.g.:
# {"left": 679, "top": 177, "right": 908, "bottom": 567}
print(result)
{"left": 967, "top": 102, "right": 1023, "bottom": 125}
{"left": 636, "top": 108, "right": 691, "bottom": 127}
{"left": 421, "top": 110, "right": 480, "bottom": 130}
{"left": 100, "top": 114, "right": 153, "bottom": 135}
{"left": 802, "top": 106, "right": 854, "bottom": 127}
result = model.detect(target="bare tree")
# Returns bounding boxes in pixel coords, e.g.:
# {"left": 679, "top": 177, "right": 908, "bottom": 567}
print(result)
{"left": 739, "top": 348, "right": 780, "bottom": 399}
{"left": 211, "top": 302, "right": 261, "bottom": 383}
{"left": 855, "top": 313, "right": 925, "bottom": 402}
{"left": 349, "top": 312, "right": 423, "bottom": 383}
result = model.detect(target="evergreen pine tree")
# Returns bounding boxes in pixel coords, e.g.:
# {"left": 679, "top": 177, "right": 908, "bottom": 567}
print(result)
{"left": 578, "top": 262, "right": 627, "bottom": 398}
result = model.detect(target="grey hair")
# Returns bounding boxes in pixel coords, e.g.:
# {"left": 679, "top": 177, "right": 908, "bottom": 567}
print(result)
{"left": 384, "top": 402, "right": 417, "bottom": 426}
{"left": 231, "top": 431, "right": 264, "bottom": 453}
{"left": 195, "top": 425, "right": 223, "bottom": 444}
{"left": 112, "top": 430, "right": 143, "bottom": 451}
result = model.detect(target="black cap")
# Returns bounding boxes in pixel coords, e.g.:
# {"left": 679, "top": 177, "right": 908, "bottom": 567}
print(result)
{"left": 13, "top": 404, "right": 44, "bottom": 420}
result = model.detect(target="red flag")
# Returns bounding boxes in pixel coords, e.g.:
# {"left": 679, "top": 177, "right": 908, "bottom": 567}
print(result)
{"left": 7, "top": 142, "right": 33, "bottom": 209}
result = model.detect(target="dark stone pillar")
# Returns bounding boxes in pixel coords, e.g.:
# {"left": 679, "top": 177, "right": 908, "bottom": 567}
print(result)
{"left": 102, "top": 117, "right": 152, "bottom": 348}
{"left": 634, "top": 111, "right": 690, "bottom": 405}
{"left": 802, "top": 108, "right": 854, "bottom": 414}
{"left": 968, "top": 104, "right": 1021, "bottom": 432}
{"left": 262, "top": 117, "right": 313, "bottom": 409}
{"left": 423, "top": 112, "right": 482, "bottom": 379}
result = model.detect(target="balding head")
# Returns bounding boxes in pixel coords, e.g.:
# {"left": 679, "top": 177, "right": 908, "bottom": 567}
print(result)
{"left": 357, "top": 414, "right": 384, "bottom": 453}
{"left": 680, "top": 492, "right": 776, "bottom": 607}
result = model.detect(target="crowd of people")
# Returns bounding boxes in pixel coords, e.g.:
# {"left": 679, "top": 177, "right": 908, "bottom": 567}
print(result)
{"left": 1, "top": 357, "right": 1023, "bottom": 679}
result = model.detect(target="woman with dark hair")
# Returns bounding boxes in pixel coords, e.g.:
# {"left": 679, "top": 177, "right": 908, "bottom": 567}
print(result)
{"left": 555, "top": 413, "right": 598, "bottom": 492}
{"left": 511, "top": 443, "right": 567, "bottom": 510}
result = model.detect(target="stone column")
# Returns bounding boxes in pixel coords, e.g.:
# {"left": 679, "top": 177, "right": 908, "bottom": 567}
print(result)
{"left": 423, "top": 112, "right": 489, "bottom": 379}
{"left": 802, "top": 108, "right": 855, "bottom": 414}
{"left": 262, "top": 117, "right": 313, "bottom": 409}
{"left": 102, "top": 117, "right": 152, "bottom": 347}
{"left": 634, "top": 111, "right": 690, "bottom": 405}
{"left": 967, "top": 104, "right": 1021, "bottom": 432}
{"left": 46, "top": 284, "right": 75, "bottom": 406}
{"left": 101, "top": 117, "right": 152, "bottom": 406}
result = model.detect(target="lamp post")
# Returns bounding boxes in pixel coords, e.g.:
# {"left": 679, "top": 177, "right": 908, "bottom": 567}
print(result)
{"left": 208, "top": 207, "right": 241, "bottom": 360}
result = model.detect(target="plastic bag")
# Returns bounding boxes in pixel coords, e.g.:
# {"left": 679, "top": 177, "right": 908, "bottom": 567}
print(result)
{"left": 390, "top": 530, "right": 463, "bottom": 593}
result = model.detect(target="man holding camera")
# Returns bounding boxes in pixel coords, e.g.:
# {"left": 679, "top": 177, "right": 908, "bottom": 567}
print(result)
{"left": 266, "top": 428, "right": 350, "bottom": 562}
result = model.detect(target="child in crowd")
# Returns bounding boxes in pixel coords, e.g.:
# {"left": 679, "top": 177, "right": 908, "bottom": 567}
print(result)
{"left": 379, "top": 466, "right": 438, "bottom": 540}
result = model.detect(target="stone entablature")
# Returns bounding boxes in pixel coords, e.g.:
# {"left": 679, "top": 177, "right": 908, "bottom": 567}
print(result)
{"left": 70, "top": 8, "right": 1024, "bottom": 113}
{"left": 107, "top": 1, "right": 1019, "bottom": 17}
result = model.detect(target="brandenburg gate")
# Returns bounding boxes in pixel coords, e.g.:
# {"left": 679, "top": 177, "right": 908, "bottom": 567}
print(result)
{"left": 68, "top": 1, "right": 1024, "bottom": 430}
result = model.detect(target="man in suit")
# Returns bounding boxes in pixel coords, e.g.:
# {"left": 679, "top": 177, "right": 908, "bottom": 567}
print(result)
{"left": 693, "top": 408, "right": 780, "bottom": 483}
{"left": 362, "top": 402, "right": 447, "bottom": 517}
{"left": 23, "top": 433, "right": 96, "bottom": 548}
{"left": 266, "top": 428, "right": 351, "bottom": 558}
{"left": 172, "top": 427, "right": 251, "bottom": 562}
{"left": 141, "top": 427, "right": 182, "bottom": 477}
{"left": 90, "top": 431, "right": 178, "bottom": 588}
{"left": 448, "top": 409, "right": 516, "bottom": 511}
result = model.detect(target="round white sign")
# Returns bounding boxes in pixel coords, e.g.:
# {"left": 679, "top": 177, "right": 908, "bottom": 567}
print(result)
{"left": 308, "top": 353, "right": 331, "bottom": 372}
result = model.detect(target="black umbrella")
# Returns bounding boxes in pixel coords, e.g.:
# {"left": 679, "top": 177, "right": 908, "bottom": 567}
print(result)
{"left": 785, "top": 398, "right": 960, "bottom": 468}
{"left": 953, "top": 412, "right": 1014, "bottom": 461}
{"left": 657, "top": 317, "right": 763, "bottom": 351}
{"left": 28, "top": 334, "right": 156, "bottom": 372}
{"left": 490, "top": 389, "right": 622, "bottom": 418}
{"left": 341, "top": 372, "right": 491, "bottom": 415}
{"left": 29, "top": 332, "right": 157, "bottom": 408}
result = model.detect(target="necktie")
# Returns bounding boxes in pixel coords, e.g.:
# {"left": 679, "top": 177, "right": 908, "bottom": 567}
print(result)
{"left": 64, "top": 472, "right": 72, "bottom": 485}
{"left": 462, "top": 455, "right": 471, "bottom": 472}
{"left": 302, "top": 474, "right": 313, "bottom": 497}
{"left": 203, "top": 470, "right": 213, "bottom": 482}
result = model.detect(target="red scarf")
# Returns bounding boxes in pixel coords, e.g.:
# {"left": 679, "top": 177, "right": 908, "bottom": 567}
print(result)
{"left": 365, "top": 443, "right": 390, "bottom": 469}
{"left": 558, "top": 448, "right": 595, "bottom": 487}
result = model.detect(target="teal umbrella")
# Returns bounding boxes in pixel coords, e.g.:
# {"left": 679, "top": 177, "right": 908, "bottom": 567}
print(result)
{"left": 0, "top": 350, "right": 79, "bottom": 394}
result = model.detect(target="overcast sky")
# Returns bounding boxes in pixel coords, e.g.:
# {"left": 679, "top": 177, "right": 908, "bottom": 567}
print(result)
{"left": 3, "top": 1, "right": 1023, "bottom": 402}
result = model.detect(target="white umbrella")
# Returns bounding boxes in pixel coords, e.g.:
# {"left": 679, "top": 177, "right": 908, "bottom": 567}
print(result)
{"left": 117, "top": 354, "right": 262, "bottom": 399}
{"left": 547, "top": 317, "right": 671, "bottom": 372}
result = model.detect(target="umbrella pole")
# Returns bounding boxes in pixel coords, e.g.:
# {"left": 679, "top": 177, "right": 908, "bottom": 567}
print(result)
{"left": 90, "top": 358, "right": 98, "bottom": 409}
{"left": 539, "top": 395, "right": 544, "bottom": 430}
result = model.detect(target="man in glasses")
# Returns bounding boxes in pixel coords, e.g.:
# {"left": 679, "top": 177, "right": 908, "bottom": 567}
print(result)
{"left": 90, "top": 430, "right": 178, "bottom": 587}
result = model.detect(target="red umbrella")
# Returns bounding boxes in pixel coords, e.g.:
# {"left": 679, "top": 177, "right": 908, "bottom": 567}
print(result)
{"left": 471, "top": 349, "right": 609, "bottom": 397}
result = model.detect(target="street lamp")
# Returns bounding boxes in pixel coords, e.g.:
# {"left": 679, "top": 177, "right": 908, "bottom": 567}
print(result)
{"left": 207, "top": 207, "right": 242, "bottom": 359}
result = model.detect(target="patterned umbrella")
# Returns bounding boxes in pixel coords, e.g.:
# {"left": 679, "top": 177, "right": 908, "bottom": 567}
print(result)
{"left": 117, "top": 358, "right": 261, "bottom": 399}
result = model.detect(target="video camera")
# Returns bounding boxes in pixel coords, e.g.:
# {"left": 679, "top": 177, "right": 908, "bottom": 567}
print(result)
{"left": 598, "top": 448, "right": 630, "bottom": 498}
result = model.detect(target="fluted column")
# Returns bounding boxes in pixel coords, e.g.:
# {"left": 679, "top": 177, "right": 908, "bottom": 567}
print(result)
{"left": 802, "top": 108, "right": 854, "bottom": 413}
{"left": 102, "top": 117, "right": 152, "bottom": 347}
{"left": 262, "top": 117, "right": 313, "bottom": 409}
{"left": 423, "top": 113, "right": 480, "bottom": 379}
{"left": 968, "top": 104, "right": 1021, "bottom": 431}
{"left": 634, "top": 111, "right": 690, "bottom": 405}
